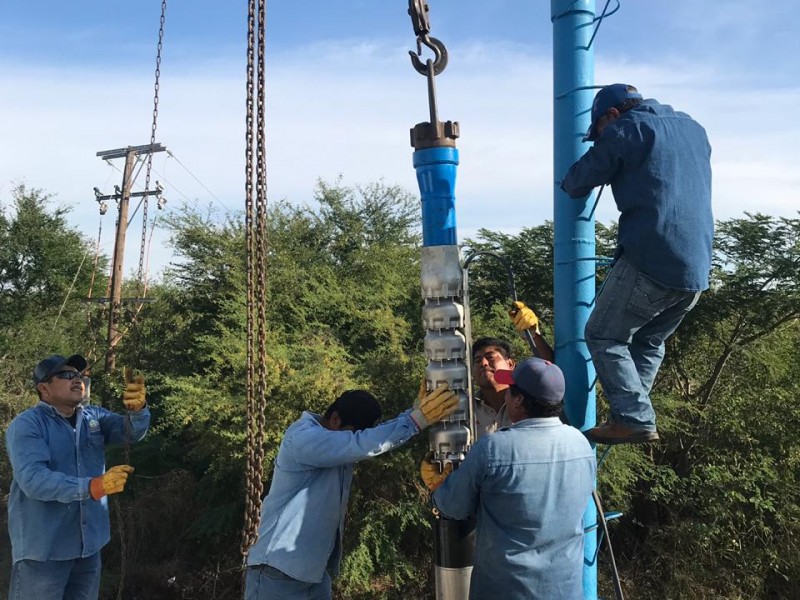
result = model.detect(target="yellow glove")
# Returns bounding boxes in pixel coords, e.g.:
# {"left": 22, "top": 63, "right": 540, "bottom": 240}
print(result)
{"left": 510, "top": 301, "right": 540, "bottom": 334}
{"left": 420, "top": 456, "right": 453, "bottom": 491}
{"left": 90, "top": 465, "right": 135, "bottom": 500}
{"left": 413, "top": 378, "right": 427, "bottom": 410}
{"left": 410, "top": 383, "right": 459, "bottom": 430}
{"left": 123, "top": 368, "right": 146, "bottom": 411}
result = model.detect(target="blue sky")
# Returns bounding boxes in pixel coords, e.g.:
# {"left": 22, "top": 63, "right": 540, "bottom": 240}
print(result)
{"left": 1, "top": 1, "right": 798, "bottom": 276}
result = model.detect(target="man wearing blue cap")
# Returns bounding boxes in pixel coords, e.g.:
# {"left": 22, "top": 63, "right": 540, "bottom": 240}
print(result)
{"left": 421, "top": 358, "right": 595, "bottom": 599}
{"left": 5, "top": 354, "right": 150, "bottom": 599}
{"left": 561, "top": 84, "right": 713, "bottom": 445}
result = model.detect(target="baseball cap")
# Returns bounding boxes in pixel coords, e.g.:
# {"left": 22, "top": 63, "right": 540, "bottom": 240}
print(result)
{"left": 584, "top": 83, "right": 642, "bottom": 142}
{"left": 33, "top": 355, "right": 88, "bottom": 385}
{"left": 493, "top": 358, "right": 565, "bottom": 405}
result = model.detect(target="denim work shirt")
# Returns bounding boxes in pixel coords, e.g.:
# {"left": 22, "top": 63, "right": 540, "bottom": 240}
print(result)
{"left": 562, "top": 99, "right": 713, "bottom": 291}
{"left": 433, "top": 417, "right": 595, "bottom": 600}
{"left": 246, "top": 410, "right": 420, "bottom": 583}
{"left": 5, "top": 401, "right": 151, "bottom": 563}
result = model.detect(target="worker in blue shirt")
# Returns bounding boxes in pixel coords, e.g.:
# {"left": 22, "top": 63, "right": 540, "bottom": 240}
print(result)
{"left": 6, "top": 354, "right": 150, "bottom": 600}
{"left": 422, "top": 358, "right": 595, "bottom": 599}
{"left": 245, "top": 383, "right": 458, "bottom": 600}
{"left": 561, "top": 83, "right": 713, "bottom": 445}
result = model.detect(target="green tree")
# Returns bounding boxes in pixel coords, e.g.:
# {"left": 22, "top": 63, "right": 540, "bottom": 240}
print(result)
{"left": 5, "top": 178, "right": 798, "bottom": 599}
{"left": 465, "top": 215, "right": 800, "bottom": 599}
{"left": 109, "top": 180, "right": 431, "bottom": 599}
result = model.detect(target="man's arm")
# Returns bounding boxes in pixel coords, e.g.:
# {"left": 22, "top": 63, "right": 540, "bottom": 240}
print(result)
{"left": 290, "top": 412, "right": 420, "bottom": 469}
{"left": 291, "top": 384, "right": 458, "bottom": 468}
{"left": 95, "top": 405, "right": 151, "bottom": 446}
{"left": 431, "top": 443, "right": 487, "bottom": 520}
{"left": 6, "top": 417, "right": 92, "bottom": 503}
{"left": 509, "top": 301, "right": 555, "bottom": 362}
{"left": 561, "top": 133, "right": 623, "bottom": 198}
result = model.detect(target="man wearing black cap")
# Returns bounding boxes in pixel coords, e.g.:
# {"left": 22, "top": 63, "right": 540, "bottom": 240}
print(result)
{"left": 421, "top": 358, "right": 595, "bottom": 599}
{"left": 5, "top": 354, "right": 150, "bottom": 599}
{"left": 245, "top": 384, "right": 458, "bottom": 600}
{"left": 561, "top": 83, "right": 713, "bottom": 445}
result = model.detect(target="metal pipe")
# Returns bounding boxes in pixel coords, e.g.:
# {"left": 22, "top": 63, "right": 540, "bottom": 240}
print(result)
{"left": 414, "top": 146, "right": 473, "bottom": 598}
{"left": 551, "top": 1, "right": 598, "bottom": 599}
{"left": 407, "top": 5, "right": 471, "bottom": 595}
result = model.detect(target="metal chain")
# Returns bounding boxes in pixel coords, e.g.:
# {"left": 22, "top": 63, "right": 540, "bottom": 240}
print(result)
{"left": 242, "top": 0, "right": 257, "bottom": 555}
{"left": 138, "top": 0, "right": 167, "bottom": 291}
{"left": 241, "top": 0, "right": 269, "bottom": 557}
{"left": 255, "top": 0, "right": 269, "bottom": 511}
{"left": 255, "top": 0, "right": 269, "bottom": 479}
{"left": 115, "top": 7, "right": 166, "bottom": 596}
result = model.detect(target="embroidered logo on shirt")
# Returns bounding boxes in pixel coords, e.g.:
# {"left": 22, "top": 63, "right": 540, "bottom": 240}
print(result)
{"left": 88, "top": 419, "right": 100, "bottom": 431}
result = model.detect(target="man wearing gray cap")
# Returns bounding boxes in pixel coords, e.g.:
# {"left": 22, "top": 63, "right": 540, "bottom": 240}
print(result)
{"left": 561, "top": 83, "right": 713, "bottom": 445}
{"left": 5, "top": 354, "right": 150, "bottom": 600}
{"left": 421, "top": 358, "right": 595, "bottom": 599}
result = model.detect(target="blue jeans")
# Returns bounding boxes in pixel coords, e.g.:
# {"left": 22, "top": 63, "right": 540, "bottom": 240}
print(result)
{"left": 586, "top": 257, "right": 701, "bottom": 431}
{"left": 245, "top": 565, "right": 332, "bottom": 600}
{"left": 9, "top": 553, "right": 101, "bottom": 600}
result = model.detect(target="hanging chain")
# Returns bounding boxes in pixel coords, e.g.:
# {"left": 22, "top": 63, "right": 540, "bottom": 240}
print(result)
{"left": 115, "top": 7, "right": 165, "bottom": 595}
{"left": 241, "top": 0, "right": 269, "bottom": 557}
{"left": 242, "top": 0, "right": 257, "bottom": 555}
{"left": 138, "top": 0, "right": 167, "bottom": 291}
{"left": 255, "top": 0, "right": 269, "bottom": 493}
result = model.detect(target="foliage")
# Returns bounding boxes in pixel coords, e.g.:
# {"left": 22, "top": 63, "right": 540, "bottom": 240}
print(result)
{"left": 462, "top": 214, "right": 800, "bottom": 599}
{"left": 97, "top": 180, "right": 429, "bottom": 598}
{"left": 1, "top": 181, "right": 798, "bottom": 599}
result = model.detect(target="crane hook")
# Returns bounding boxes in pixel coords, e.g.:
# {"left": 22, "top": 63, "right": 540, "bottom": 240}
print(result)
{"left": 409, "top": 35, "right": 449, "bottom": 77}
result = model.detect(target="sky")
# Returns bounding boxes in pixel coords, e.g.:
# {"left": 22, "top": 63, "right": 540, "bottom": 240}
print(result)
{"left": 1, "top": 0, "right": 798, "bottom": 278}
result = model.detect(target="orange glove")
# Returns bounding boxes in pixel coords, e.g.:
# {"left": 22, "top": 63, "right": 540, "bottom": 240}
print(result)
{"left": 123, "top": 368, "right": 146, "bottom": 411}
{"left": 89, "top": 465, "right": 134, "bottom": 500}
{"left": 420, "top": 456, "right": 453, "bottom": 491}
{"left": 509, "top": 301, "right": 540, "bottom": 334}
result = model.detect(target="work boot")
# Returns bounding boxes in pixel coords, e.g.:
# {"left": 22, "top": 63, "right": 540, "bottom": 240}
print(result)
{"left": 585, "top": 421, "right": 659, "bottom": 445}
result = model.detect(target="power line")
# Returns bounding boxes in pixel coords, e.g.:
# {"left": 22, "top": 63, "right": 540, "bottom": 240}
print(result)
{"left": 166, "top": 150, "right": 233, "bottom": 215}
{"left": 106, "top": 154, "right": 232, "bottom": 218}
{"left": 53, "top": 248, "right": 90, "bottom": 331}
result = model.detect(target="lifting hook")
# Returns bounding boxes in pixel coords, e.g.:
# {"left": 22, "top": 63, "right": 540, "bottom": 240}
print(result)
{"left": 409, "top": 35, "right": 449, "bottom": 76}
{"left": 407, "top": 0, "right": 448, "bottom": 76}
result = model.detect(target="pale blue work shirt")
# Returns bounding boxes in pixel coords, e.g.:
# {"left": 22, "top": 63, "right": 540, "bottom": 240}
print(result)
{"left": 246, "top": 410, "right": 421, "bottom": 583}
{"left": 433, "top": 417, "right": 595, "bottom": 600}
{"left": 562, "top": 99, "right": 713, "bottom": 291}
{"left": 6, "top": 401, "right": 151, "bottom": 563}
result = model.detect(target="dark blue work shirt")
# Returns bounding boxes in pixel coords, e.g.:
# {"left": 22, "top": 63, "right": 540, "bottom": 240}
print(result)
{"left": 562, "top": 99, "right": 714, "bottom": 291}
{"left": 6, "top": 402, "right": 150, "bottom": 563}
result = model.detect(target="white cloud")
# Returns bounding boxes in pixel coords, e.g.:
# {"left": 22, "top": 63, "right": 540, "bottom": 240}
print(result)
{"left": 2, "top": 39, "right": 798, "bottom": 277}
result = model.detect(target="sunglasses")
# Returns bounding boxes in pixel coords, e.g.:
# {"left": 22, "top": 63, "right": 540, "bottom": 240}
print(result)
{"left": 48, "top": 370, "right": 84, "bottom": 381}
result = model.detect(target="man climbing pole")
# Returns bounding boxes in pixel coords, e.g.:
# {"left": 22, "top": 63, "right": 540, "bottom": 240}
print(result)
{"left": 561, "top": 83, "right": 713, "bottom": 445}
{"left": 5, "top": 354, "right": 150, "bottom": 599}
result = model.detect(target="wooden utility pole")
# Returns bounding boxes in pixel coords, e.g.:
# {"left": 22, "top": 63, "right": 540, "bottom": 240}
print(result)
{"left": 95, "top": 143, "right": 166, "bottom": 372}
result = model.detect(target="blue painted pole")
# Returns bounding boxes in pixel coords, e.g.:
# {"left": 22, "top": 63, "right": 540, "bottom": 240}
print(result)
{"left": 551, "top": 2, "right": 598, "bottom": 599}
